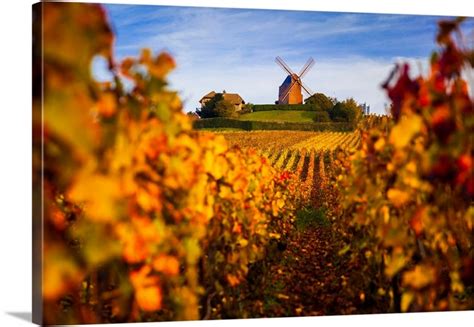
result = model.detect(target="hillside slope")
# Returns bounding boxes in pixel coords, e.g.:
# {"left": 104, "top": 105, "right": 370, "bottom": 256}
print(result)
{"left": 239, "top": 110, "right": 316, "bottom": 122}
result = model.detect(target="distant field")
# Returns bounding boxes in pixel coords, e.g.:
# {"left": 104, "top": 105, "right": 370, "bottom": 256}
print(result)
{"left": 238, "top": 110, "right": 316, "bottom": 122}
{"left": 212, "top": 130, "right": 361, "bottom": 189}
{"left": 216, "top": 130, "right": 360, "bottom": 152}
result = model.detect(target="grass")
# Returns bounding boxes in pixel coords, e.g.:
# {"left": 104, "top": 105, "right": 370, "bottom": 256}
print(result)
{"left": 295, "top": 206, "right": 330, "bottom": 230}
{"left": 238, "top": 110, "right": 317, "bottom": 123}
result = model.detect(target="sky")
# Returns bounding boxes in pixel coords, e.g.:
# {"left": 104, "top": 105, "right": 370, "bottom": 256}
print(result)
{"left": 94, "top": 4, "right": 472, "bottom": 114}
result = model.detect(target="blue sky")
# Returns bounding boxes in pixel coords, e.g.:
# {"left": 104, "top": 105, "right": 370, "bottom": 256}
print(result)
{"left": 95, "top": 4, "right": 471, "bottom": 114}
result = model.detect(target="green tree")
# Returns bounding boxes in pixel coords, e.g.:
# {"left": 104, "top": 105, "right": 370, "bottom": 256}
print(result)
{"left": 305, "top": 93, "right": 334, "bottom": 111}
{"left": 215, "top": 99, "right": 238, "bottom": 118}
{"left": 196, "top": 93, "right": 238, "bottom": 118}
{"left": 241, "top": 103, "right": 254, "bottom": 114}
{"left": 328, "top": 102, "right": 347, "bottom": 122}
{"left": 312, "top": 111, "right": 331, "bottom": 122}
{"left": 196, "top": 93, "right": 224, "bottom": 118}
{"left": 328, "top": 98, "right": 362, "bottom": 123}
{"left": 341, "top": 98, "right": 363, "bottom": 123}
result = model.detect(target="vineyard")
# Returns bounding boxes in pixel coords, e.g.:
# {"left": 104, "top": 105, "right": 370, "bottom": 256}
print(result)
{"left": 214, "top": 131, "right": 361, "bottom": 202}
{"left": 33, "top": 3, "right": 473, "bottom": 325}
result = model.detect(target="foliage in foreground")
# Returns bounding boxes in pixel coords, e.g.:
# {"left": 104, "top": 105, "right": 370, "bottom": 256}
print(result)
{"left": 337, "top": 18, "right": 473, "bottom": 312}
{"left": 33, "top": 3, "right": 300, "bottom": 324}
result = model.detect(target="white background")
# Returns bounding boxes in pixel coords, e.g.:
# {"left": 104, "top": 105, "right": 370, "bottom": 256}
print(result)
{"left": 0, "top": 0, "right": 472, "bottom": 326}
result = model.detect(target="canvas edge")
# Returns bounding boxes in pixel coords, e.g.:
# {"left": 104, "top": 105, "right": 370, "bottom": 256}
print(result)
{"left": 32, "top": 2, "right": 43, "bottom": 325}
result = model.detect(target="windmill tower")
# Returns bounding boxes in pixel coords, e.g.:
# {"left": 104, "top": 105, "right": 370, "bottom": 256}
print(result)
{"left": 275, "top": 56, "right": 315, "bottom": 105}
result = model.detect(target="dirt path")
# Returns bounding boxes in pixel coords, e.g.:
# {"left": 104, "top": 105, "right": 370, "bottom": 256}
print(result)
{"left": 247, "top": 224, "right": 390, "bottom": 318}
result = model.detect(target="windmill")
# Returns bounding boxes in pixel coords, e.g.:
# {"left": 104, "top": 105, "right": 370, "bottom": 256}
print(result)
{"left": 275, "top": 56, "right": 315, "bottom": 105}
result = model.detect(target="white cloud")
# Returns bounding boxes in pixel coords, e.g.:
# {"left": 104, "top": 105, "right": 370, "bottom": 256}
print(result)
{"left": 102, "top": 5, "right": 446, "bottom": 114}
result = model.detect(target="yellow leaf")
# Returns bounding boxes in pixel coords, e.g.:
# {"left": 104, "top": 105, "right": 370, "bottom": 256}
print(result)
{"left": 184, "top": 238, "right": 201, "bottom": 265}
{"left": 374, "top": 138, "right": 386, "bottom": 151}
{"left": 389, "top": 114, "right": 422, "bottom": 149}
{"left": 402, "top": 264, "right": 436, "bottom": 289}
{"left": 212, "top": 135, "right": 228, "bottom": 155}
{"left": 68, "top": 173, "right": 121, "bottom": 222}
{"left": 385, "top": 248, "right": 408, "bottom": 278}
{"left": 136, "top": 188, "right": 161, "bottom": 212}
{"left": 277, "top": 198, "right": 285, "bottom": 209}
{"left": 381, "top": 205, "right": 390, "bottom": 223}
{"left": 338, "top": 244, "right": 350, "bottom": 256}
{"left": 449, "top": 271, "right": 464, "bottom": 293}
{"left": 387, "top": 188, "right": 410, "bottom": 208}
{"left": 43, "top": 245, "right": 83, "bottom": 300}
{"left": 204, "top": 153, "right": 228, "bottom": 180}
{"left": 232, "top": 175, "right": 248, "bottom": 193}
{"left": 401, "top": 292, "right": 414, "bottom": 312}
{"left": 277, "top": 293, "right": 290, "bottom": 300}
{"left": 269, "top": 232, "right": 281, "bottom": 239}
{"left": 219, "top": 185, "right": 232, "bottom": 199}
{"left": 238, "top": 238, "right": 249, "bottom": 247}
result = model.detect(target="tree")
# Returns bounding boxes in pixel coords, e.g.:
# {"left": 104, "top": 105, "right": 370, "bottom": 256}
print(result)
{"left": 341, "top": 98, "right": 363, "bottom": 123}
{"left": 241, "top": 103, "right": 254, "bottom": 114}
{"left": 328, "top": 102, "right": 347, "bottom": 122}
{"left": 196, "top": 93, "right": 224, "bottom": 118}
{"left": 215, "top": 99, "right": 238, "bottom": 118}
{"left": 312, "top": 111, "right": 331, "bottom": 122}
{"left": 305, "top": 93, "right": 334, "bottom": 111}
{"left": 196, "top": 93, "right": 238, "bottom": 118}
{"left": 328, "top": 98, "right": 363, "bottom": 123}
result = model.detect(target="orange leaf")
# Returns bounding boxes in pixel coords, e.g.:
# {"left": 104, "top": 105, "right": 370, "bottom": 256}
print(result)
{"left": 226, "top": 274, "right": 240, "bottom": 287}
{"left": 130, "top": 266, "right": 162, "bottom": 311}
{"left": 387, "top": 188, "right": 410, "bottom": 208}
{"left": 402, "top": 264, "right": 436, "bottom": 289}
{"left": 96, "top": 92, "right": 117, "bottom": 118}
{"left": 410, "top": 207, "right": 427, "bottom": 236}
{"left": 135, "top": 285, "right": 162, "bottom": 312}
{"left": 153, "top": 255, "right": 180, "bottom": 276}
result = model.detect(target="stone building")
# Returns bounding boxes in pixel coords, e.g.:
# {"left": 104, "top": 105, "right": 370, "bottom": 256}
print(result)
{"left": 199, "top": 91, "right": 245, "bottom": 111}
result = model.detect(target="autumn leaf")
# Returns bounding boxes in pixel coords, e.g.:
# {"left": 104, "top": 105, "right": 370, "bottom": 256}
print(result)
{"left": 153, "top": 255, "right": 180, "bottom": 276}
{"left": 389, "top": 114, "right": 422, "bottom": 149}
{"left": 374, "top": 137, "right": 386, "bottom": 152}
{"left": 96, "top": 92, "right": 117, "bottom": 118}
{"left": 401, "top": 291, "right": 415, "bottom": 312}
{"left": 226, "top": 274, "right": 240, "bottom": 287}
{"left": 68, "top": 173, "right": 122, "bottom": 222}
{"left": 387, "top": 188, "right": 410, "bottom": 208}
{"left": 135, "top": 286, "right": 163, "bottom": 312}
{"left": 142, "top": 51, "right": 176, "bottom": 80}
{"left": 43, "top": 244, "right": 83, "bottom": 300}
{"left": 385, "top": 248, "right": 408, "bottom": 278}
{"left": 402, "top": 264, "right": 436, "bottom": 289}
{"left": 116, "top": 225, "right": 149, "bottom": 264}
{"left": 409, "top": 207, "right": 427, "bottom": 236}
{"left": 130, "top": 266, "right": 162, "bottom": 312}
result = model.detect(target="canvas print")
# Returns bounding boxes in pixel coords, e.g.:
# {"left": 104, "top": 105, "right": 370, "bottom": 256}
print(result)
{"left": 32, "top": 1, "right": 473, "bottom": 325}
